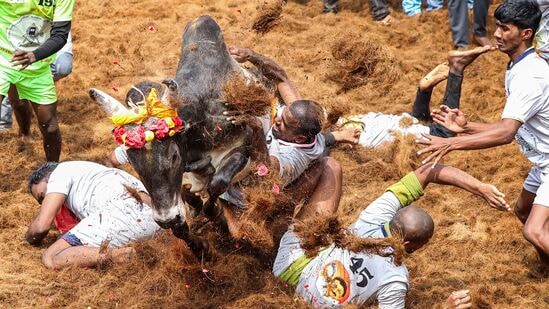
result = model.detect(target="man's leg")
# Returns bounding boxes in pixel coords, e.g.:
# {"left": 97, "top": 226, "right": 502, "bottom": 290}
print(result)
{"left": 369, "top": 0, "right": 390, "bottom": 21}
{"left": 411, "top": 64, "right": 450, "bottom": 121}
{"left": 9, "top": 88, "right": 33, "bottom": 138}
{"left": 523, "top": 205, "right": 549, "bottom": 264}
{"left": 402, "top": 0, "right": 421, "bottom": 16}
{"left": 31, "top": 102, "right": 61, "bottom": 162}
{"left": 51, "top": 52, "right": 73, "bottom": 82}
{"left": 323, "top": 0, "right": 339, "bottom": 13}
{"left": 0, "top": 94, "right": 11, "bottom": 131}
{"left": 514, "top": 188, "right": 536, "bottom": 224}
{"left": 293, "top": 157, "right": 342, "bottom": 220}
{"left": 473, "top": 0, "right": 492, "bottom": 46}
{"left": 448, "top": 0, "right": 470, "bottom": 48}
{"left": 42, "top": 238, "right": 133, "bottom": 270}
{"left": 428, "top": 46, "right": 493, "bottom": 137}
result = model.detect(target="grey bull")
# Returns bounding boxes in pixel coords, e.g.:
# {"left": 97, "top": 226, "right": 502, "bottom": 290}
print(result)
{"left": 90, "top": 16, "right": 269, "bottom": 253}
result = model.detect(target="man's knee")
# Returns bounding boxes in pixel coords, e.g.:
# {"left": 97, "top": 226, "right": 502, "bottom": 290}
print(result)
{"left": 320, "top": 157, "right": 342, "bottom": 178}
{"left": 523, "top": 222, "right": 543, "bottom": 246}
{"left": 41, "top": 249, "right": 57, "bottom": 269}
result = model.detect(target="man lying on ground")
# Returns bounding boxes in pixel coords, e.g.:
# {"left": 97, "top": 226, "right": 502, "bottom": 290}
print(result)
{"left": 418, "top": 0, "right": 549, "bottom": 265}
{"left": 25, "top": 161, "right": 160, "bottom": 270}
{"left": 273, "top": 163, "right": 509, "bottom": 308}
{"left": 336, "top": 45, "right": 494, "bottom": 149}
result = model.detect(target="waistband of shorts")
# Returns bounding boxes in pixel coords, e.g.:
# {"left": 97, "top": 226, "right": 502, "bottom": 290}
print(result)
{"left": 278, "top": 254, "right": 313, "bottom": 286}
{"left": 278, "top": 247, "right": 327, "bottom": 286}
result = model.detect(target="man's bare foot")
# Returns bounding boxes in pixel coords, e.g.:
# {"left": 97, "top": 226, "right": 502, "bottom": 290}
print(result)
{"left": 418, "top": 63, "right": 449, "bottom": 91}
{"left": 448, "top": 45, "right": 495, "bottom": 74}
{"left": 473, "top": 35, "right": 495, "bottom": 47}
{"left": 331, "top": 128, "right": 360, "bottom": 145}
{"left": 376, "top": 15, "right": 398, "bottom": 26}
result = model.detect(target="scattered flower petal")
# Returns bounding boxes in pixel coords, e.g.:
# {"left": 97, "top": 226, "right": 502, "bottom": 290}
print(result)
{"left": 202, "top": 268, "right": 209, "bottom": 273}
{"left": 272, "top": 183, "right": 280, "bottom": 194}
{"left": 185, "top": 284, "right": 190, "bottom": 289}
{"left": 110, "top": 84, "right": 118, "bottom": 92}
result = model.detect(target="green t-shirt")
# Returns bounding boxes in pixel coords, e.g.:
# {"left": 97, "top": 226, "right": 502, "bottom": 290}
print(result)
{"left": 0, "top": 0, "right": 75, "bottom": 73}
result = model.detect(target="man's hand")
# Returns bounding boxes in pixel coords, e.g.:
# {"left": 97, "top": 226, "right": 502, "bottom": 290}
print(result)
{"left": 223, "top": 109, "right": 252, "bottom": 126}
{"left": 331, "top": 128, "right": 361, "bottom": 145}
{"left": 10, "top": 50, "right": 36, "bottom": 70}
{"left": 229, "top": 45, "right": 253, "bottom": 63}
{"left": 445, "top": 290, "right": 472, "bottom": 309}
{"left": 478, "top": 183, "right": 510, "bottom": 211}
{"left": 416, "top": 134, "right": 455, "bottom": 166}
{"left": 431, "top": 105, "right": 468, "bottom": 134}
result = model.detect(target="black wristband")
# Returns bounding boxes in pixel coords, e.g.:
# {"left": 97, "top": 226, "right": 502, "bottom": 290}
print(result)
{"left": 32, "top": 21, "right": 71, "bottom": 61}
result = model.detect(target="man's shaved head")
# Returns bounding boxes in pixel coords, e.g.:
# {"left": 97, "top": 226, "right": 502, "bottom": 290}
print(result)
{"left": 389, "top": 205, "right": 434, "bottom": 253}
{"left": 288, "top": 100, "right": 322, "bottom": 139}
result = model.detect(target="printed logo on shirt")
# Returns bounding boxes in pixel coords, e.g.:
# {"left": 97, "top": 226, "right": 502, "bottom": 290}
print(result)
{"left": 7, "top": 14, "right": 52, "bottom": 52}
{"left": 316, "top": 260, "right": 351, "bottom": 305}
{"left": 515, "top": 125, "right": 546, "bottom": 166}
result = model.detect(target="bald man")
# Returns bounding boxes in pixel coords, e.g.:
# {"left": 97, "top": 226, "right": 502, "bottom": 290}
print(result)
{"left": 273, "top": 163, "right": 509, "bottom": 308}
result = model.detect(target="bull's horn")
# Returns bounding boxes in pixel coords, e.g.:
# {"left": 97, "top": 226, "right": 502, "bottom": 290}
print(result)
{"left": 89, "top": 88, "right": 128, "bottom": 116}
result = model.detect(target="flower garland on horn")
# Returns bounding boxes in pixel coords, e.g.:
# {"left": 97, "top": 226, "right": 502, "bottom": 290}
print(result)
{"left": 110, "top": 88, "right": 187, "bottom": 149}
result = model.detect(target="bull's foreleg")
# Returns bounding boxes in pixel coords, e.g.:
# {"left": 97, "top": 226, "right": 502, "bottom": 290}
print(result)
{"left": 203, "top": 146, "right": 249, "bottom": 219}
{"left": 171, "top": 221, "right": 209, "bottom": 256}
{"left": 181, "top": 186, "right": 203, "bottom": 217}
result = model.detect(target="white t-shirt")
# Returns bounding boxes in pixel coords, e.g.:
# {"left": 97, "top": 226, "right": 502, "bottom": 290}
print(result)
{"left": 338, "top": 112, "right": 430, "bottom": 148}
{"left": 536, "top": 0, "right": 549, "bottom": 60}
{"left": 274, "top": 192, "right": 409, "bottom": 308}
{"left": 501, "top": 50, "right": 549, "bottom": 169}
{"left": 266, "top": 126, "right": 326, "bottom": 186}
{"left": 46, "top": 161, "right": 147, "bottom": 219}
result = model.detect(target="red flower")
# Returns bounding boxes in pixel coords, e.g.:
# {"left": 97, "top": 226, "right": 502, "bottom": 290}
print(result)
{"left": 113, "top": 126, "right": 126, "bottom": 144}
{"left": 125, "top": 126, "right": 146, "bottom": 148}
{"left": 173, "top": 117, "right": 183, "bottom": 129}
{"left": 256, "top": 163, "right": 269, "bottom": 176}
{"left": 153, "top": 119, "right": 170, "bottom": 138}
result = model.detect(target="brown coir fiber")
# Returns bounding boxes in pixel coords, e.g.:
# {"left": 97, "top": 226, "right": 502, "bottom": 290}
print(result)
{"left": 293, "top": 214, "right": 405, "bottom": 265}
{"left": 2, "top": 1, "right": 548, "bottom": 308}
{"left": 221, "top": 73, "right": 273, "bottom": 117}
{"left": 252, "top": 0, "right": 285, "bottom": 34}
{"left": 329, "top": 32, "right": 403, "bottom": 94}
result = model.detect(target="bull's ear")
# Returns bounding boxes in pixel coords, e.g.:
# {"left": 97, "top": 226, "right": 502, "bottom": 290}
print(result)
{"left": 89, "top": 88, "right": 128, "bottom": 116}
{"left": 161, "top": 79, "right": 179, "bottom": 107}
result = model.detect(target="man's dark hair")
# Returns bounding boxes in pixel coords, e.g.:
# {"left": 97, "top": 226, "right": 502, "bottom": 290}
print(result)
{"left": 28, "top": 162, "right": 59, "bottom": 193}
{"left": 125, "top": 80, "right": 164, "bottom": 105}
{"left": 288, "top": 100, "right": 322, "bottom": 140}
{"left": 494, "top": 0, "right": 542, "bottom": 36}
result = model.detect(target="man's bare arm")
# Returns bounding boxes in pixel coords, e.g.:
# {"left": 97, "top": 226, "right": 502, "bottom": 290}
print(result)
{"left": 414, "top": 163, "right": 509, "bottom": 211}
{"left": 417, "top": 118, "right": 521, "bottom": 165}
{"left": 229, "top": 46, "right": 301, "bottom": 105}
{"left": 25, "top": 193, "right": 66, "bottom": 246}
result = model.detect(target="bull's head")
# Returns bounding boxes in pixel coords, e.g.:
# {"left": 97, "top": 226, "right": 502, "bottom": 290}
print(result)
{"left": 89, "top": 86, "right": 188, "bottom": 230}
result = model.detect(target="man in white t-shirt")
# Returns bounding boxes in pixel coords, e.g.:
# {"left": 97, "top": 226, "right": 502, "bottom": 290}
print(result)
{"left": 419, "top": 0, "right": 549, "bottom": 265}
{"left": 535, "top": 0, "right": 549, "bottom": 60}
{"left": 25, "top": 161, "right": 160, "bottom": 270}
{"left": 274, "top": 163, "right": 509, "bottom": 308}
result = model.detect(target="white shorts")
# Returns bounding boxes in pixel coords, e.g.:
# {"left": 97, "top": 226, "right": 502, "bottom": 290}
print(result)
{"left": 523, "top": 166, "right": 549, "bottom": 208}
{"left": 272, "top": 228, "right": 306, "bottom": 277}
{"left": 62, "top": 196, "right": 160, "bottom": 247}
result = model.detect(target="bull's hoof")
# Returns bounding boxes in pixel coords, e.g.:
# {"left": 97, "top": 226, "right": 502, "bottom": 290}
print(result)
{"left": 171, "top": 222, "right": 211, "bottom": 258}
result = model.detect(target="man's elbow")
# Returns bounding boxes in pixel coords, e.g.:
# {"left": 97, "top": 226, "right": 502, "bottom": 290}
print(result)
{"left": 500, "top": 132, "right": 516, "bottom": 144}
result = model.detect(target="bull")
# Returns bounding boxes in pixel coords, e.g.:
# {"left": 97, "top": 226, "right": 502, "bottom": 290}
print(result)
{"left": 89, "top": 16, "right": 270, "bottom": 253}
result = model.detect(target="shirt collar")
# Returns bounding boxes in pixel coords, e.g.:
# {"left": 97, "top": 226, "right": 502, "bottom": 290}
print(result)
{"left": 507, "top": 47, "right": 536, "bottom": 70}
